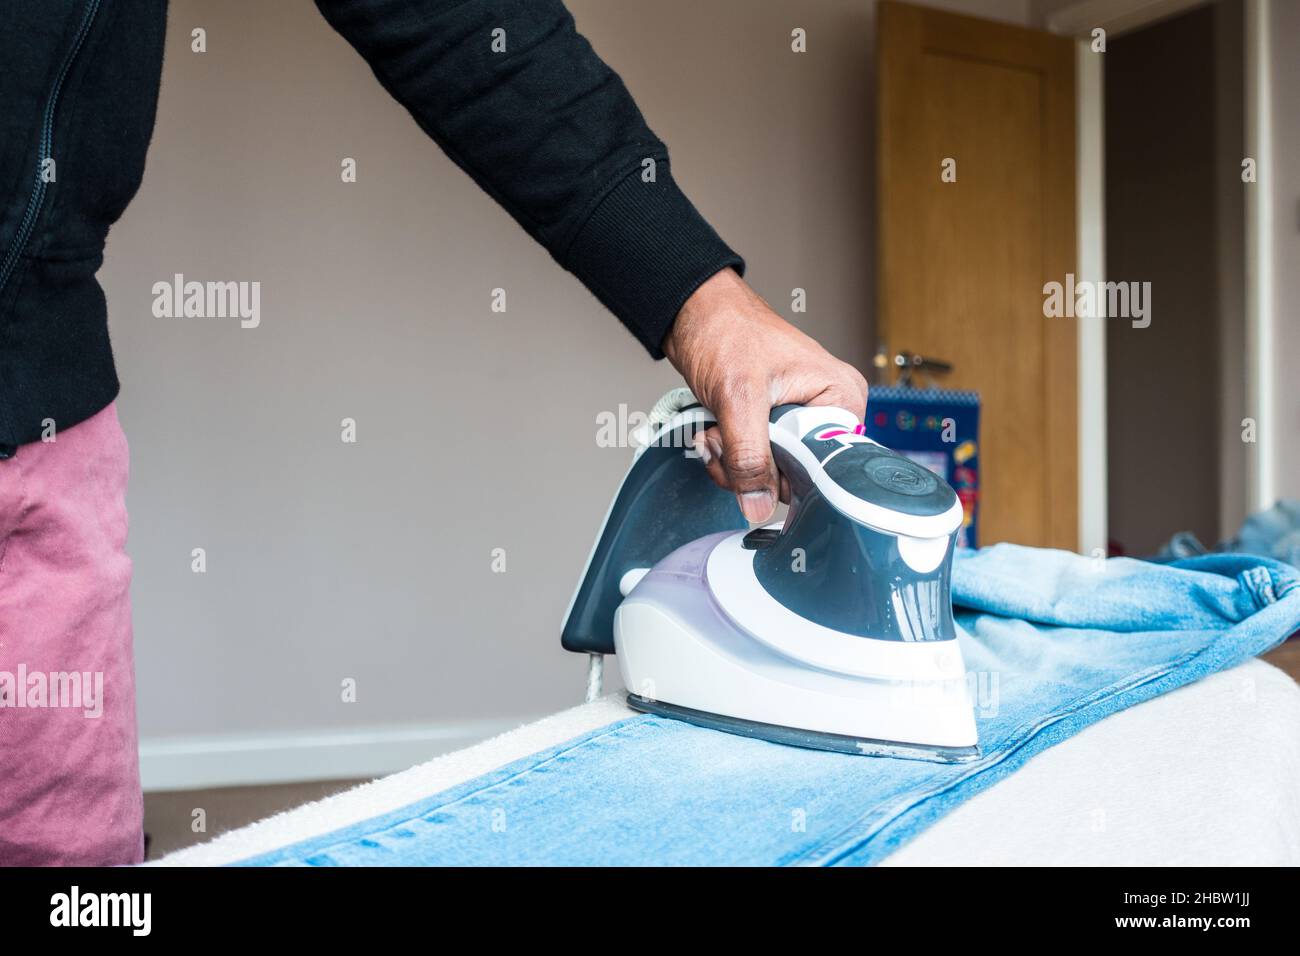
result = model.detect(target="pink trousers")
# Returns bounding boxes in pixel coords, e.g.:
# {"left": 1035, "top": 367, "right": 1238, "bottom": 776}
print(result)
{"left": 0, "top": 403, "right": 142, "bottom": 865}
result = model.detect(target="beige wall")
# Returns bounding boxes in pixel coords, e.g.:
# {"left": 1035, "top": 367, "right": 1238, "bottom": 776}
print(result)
{"left": 100, "top": 0, "right": 1031, "bottom": 786}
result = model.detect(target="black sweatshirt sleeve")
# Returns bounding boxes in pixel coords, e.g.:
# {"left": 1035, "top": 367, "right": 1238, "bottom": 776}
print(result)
{"left": 313, "top": 0, "right": 744, "bottom": 358}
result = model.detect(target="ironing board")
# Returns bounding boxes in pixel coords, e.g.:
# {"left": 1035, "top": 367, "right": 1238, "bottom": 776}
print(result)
{"left": 157, "top": 658, "right": 1300, "bottom": 866}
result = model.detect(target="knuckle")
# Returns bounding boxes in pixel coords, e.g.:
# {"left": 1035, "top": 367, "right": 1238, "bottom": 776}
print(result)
{"left": 725, "top": 447, "right": 771, "bottom": 480}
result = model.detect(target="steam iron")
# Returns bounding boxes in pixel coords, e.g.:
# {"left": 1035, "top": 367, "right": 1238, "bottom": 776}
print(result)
{"left": 562, "top": 388, "right": 979, "bottom": 762}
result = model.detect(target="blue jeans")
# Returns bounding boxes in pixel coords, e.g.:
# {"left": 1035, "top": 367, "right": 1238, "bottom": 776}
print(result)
{"left": 239, "top": 545, "right": 1300, "bottom": 866}
{"left": 1156, "top": 499, "right": 1300, "bottom": 568}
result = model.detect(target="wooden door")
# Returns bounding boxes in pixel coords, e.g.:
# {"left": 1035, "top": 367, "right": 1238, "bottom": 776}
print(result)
{"left": 877, "top": 1, "right": 1077, "bottom": 549}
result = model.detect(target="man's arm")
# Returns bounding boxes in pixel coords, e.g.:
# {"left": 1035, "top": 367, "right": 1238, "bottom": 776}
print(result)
{"left": 313, "top": 0, "right": 740, "bottom": 357}
{"left": 314, "top": 0, "right": 866, "bottom": 522}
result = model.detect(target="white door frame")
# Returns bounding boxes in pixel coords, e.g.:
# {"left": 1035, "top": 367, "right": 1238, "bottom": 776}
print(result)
{"left": 1243, "top": 0, "right": 1275, "bottom": 512}
{"left": 1074, "top": 41, "right": 1107, "bottom": 557}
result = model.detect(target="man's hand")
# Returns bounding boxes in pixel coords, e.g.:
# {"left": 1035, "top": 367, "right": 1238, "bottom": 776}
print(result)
{"left": 663, "top": 268, "right": 868, "bottom": 524}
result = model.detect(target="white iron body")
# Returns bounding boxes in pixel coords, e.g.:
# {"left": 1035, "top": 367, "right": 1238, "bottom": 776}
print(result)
{"left": 615, "top": 528, "right": 978, "bottom": 760}
{"left": 563, "top": 394, "right": 980, "bottom": 762}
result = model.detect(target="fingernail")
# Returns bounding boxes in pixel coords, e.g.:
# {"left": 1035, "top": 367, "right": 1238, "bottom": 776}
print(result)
{"left": 692, "top": 435, "right": 712, "bottom": 464}
{"left": 740, "top": 490, "right": 776, "bottom": 524}
{"left": 707, "top": 435, "right": 723, "bottom": 462}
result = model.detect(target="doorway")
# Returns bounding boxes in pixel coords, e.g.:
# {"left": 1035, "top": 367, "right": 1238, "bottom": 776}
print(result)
{"left": 1103, "top": 0, "right": 1245, "bottom": 556}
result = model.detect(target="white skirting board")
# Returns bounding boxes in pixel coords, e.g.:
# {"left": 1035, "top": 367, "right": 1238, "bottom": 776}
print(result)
{"left": 139, "top": 717, "right": 538, "bottom": 792}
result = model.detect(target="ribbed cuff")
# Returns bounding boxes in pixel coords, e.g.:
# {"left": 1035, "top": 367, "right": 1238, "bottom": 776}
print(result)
{"left": 562, "top": 163, "right": 744, "bottom": 359}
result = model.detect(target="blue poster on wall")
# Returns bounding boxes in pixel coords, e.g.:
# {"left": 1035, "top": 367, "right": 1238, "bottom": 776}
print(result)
{"left": 864, "top": 386, "right": 981, "bottom": 548}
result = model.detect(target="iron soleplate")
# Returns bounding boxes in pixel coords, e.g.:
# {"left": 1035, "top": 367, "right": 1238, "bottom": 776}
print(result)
{"left": 626, "top": 693, "right": 981, "bottom": 763}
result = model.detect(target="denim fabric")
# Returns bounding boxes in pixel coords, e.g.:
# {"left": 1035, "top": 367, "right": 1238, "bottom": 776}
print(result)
{"left": 1233, "top": 501, "right": 1300, "bottom": 569}
{"left": 238, "top": 545, "right": 1300, "bottom": 867}
{"left": 1155, "top": 500, "right": 1300, "bottom": 568}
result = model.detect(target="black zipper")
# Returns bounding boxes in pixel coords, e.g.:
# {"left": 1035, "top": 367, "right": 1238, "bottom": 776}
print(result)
{"left": 0, "top": 0, "right": 105, "bottom": 299}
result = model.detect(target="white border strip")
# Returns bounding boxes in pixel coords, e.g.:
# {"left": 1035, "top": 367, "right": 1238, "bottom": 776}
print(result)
{"left": 139, "top": 717, "right": 534, "bottom": 792}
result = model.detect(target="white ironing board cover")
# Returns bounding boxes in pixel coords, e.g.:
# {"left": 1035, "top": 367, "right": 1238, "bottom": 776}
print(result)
{"left": 157, "top": 660, "right": 1300, "bottom": 866}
